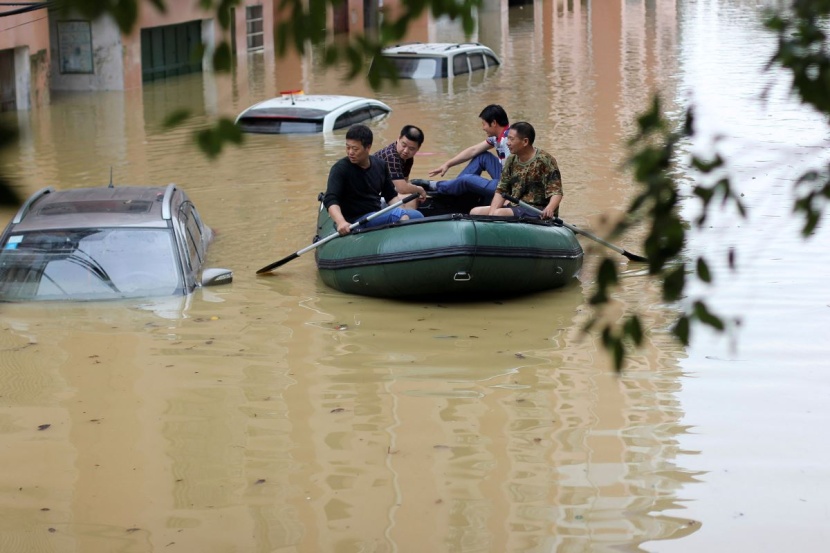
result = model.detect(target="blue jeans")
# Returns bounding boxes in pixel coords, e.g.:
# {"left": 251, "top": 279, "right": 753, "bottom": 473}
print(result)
{"left": 364, "top": 207, "right": 423, "bottom": 228}
{"left": 435, "top": 152, "right": 502, "bottom": 198}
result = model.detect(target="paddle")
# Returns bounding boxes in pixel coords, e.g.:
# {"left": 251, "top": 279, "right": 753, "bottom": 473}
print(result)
{"left": 502, "top": 194, "right": 648, "bottom": 263}
{"left": 256, "top": 193, "right": 421, "bottom": 274}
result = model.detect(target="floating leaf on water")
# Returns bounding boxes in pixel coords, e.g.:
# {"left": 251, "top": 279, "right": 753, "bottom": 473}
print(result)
{"left": 515, "top": 353, "right": 526, "bottom": 359}
{"left": 37, "top": 424, "right": 50, "bottom": 431}
{"left": 255, "top": 479, "right": 266, "bottom": 485}
{"left": 330, "top": 407, "right": 346, "bottom": 414}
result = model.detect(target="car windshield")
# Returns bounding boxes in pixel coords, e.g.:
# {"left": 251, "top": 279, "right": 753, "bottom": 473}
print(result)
{"left": 0, "top": 228, "right": 182, "bottom": 301}
{"left": 378, "top": 57, "right": 440, "bottom": 79}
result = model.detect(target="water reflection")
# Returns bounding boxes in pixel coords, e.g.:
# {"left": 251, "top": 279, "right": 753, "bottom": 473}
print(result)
{"left": 0, "top": 1, "right": 716, "bottom": 551}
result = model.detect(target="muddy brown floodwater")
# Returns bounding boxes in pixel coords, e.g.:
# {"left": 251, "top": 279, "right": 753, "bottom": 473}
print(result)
{"left": 1, "top": 1, "right": 829, "bottom": 552}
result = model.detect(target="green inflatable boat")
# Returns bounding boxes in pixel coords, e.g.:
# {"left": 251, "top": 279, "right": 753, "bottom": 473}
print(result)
{"left": 313, "top": 194, "right": 584, "bottom": 298}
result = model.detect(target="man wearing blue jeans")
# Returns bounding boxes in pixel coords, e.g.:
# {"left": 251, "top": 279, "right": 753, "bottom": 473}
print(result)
{"left": 412, "top": 105, "right": 510, "bottom": 200}
{"left": 323, "top": 125, "right": 424, "bottom": 235}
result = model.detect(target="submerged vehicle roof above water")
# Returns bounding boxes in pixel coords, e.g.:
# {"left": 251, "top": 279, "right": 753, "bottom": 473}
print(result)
{"left": 0, "top": 184, "right": 232, "bottom": 302}
{"left": 235, "top": 92, "right": 392, "bottom": 134}
{"left": 369, "top": 42, "right": 501, "bottom": 80}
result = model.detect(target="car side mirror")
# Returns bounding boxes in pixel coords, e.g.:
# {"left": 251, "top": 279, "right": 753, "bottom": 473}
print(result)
{"left": 201, "top": 268, "right": 233, "bottom": 287}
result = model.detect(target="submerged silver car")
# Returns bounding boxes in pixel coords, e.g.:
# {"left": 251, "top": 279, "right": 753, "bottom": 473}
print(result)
{"left": 0, "top": 184, "right": 232, "bottom": 302}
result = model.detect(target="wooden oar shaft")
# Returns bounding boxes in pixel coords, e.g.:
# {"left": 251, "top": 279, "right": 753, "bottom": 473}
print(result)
{"left": 256, "top": 193, "right": 421, "bottom": 275}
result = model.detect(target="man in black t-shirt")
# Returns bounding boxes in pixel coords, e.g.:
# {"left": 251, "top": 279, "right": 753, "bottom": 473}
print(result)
{"left": 323, "top": 125, "right": 424, "bottom": 235}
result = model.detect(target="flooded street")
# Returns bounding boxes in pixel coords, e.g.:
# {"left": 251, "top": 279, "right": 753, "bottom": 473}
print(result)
{"left": 1, "top": 1, "right": 829, "bottom": 552}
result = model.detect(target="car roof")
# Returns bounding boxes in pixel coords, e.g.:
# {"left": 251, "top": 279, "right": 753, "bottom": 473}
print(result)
{"left": 8, "top": 185, "right": 179, "bottom": 232}
{"left": 380, "top": 42, "right": 497, "bottom": 57}
{"left": 238, "top": 94, "right": 390, "bottom": 119}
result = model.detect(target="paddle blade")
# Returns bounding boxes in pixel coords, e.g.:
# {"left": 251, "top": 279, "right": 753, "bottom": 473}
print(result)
{"left": 623, "top": 250, "right": 649, "bottom": 263}
{"left": 256, "top": 252, "right": 299, "bottom": 275}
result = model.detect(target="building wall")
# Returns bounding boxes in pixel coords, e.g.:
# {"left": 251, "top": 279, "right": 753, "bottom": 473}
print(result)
{"left": 50, "top": 15, "right": 124, "bottom": 91}
{"left": 0, "top": 10, "right": 51, "bottom": 109}
{"left": 232, "top": 2, "right": 275, "bottom": 56}
{"left": 6, "top": 0, "right": 355, "bottom": 99}
{"left": 122, "top": 2, "right": 213, "bottom": 89}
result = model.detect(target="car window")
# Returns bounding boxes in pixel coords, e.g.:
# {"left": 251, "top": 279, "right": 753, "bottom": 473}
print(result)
{"left": 484, "top": 53, "right": 499, "bottom": 67}
{"left": 370, "top": 106, "right": 389, "bottom": 118}
{"left": 237, "top": 118, "right": 323, "bottom": 134}
{"left": 381, "top": 57, "right": 440, "bottom": 79}
{"left": 469, "top": 53, "right": 485, "bottom": 71}
{"left": 180, "top": 203, "right": 204, "bottom": 270}
{"left": 452, "top": 54, "right": 470, "bottom": 75}
{"left": 279, "top": 121, "right": 322, "bottom": 133}
{"left": 0, "top": 228, "right": 182, "bottom": 301}
{"left": 334, "top": 106, "right": 374, "bottom": 130}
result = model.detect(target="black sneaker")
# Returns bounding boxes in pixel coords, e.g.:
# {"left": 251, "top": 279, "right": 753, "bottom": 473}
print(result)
{"left": 411, "top": 178, "right": 435, "bottom": 191}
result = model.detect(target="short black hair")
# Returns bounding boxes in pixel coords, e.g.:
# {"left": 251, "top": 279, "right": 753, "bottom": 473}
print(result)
{"left": 346, "top": 124, "right": 373, "bottom": 147}
{"left": 479, "top": 104, "right": 509, "bottom": 127}
{"left": 510, "top": 121, "right": 535, "bottom": 145}
{"left": 400, "top": 125, "right": 424, "bottom": 146}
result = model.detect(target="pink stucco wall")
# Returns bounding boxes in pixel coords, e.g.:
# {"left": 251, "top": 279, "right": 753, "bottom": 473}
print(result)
{"left": 0, "top": 10, "right": 51, "bottom": 108}
{"left": 0, "top": 10, "right": 51, "bottom": 51}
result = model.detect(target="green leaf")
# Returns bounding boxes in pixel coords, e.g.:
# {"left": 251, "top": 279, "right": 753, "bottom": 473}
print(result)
{"left": 146, "top": 0, "right": 167, "bottom": 13}
{"left": 693, "top": 300, "right": 724, "bottom": 331}
{"left": 216, "top": 117, "right": 244, "bottom": 144}
{"left": 662, "top": 265, "right": 686, "bottom": 302}
{"left": 596, "top": 258, "right": 619, "bottom": 287}
{"left": 217, "top": 0, "right": 239, "bottom": 29}
{"left": 162, "top": 108, "right": 191, "bottom": 129}
{"left": 193, "top": 118, "right": 244, "bottom": 159}
{"left": 623, "top": 315, "right": 643, "bottom": 346}
{"left": 213, "top": 41, "right": 232, "bottom": 72}
{"left": 673, "top": 316, "right": 690, "bottom": 346}
{"left": 612, "top": 339, "right": 624, "bottom": 372}
{"left": 696, "top": 257, "right": 711, "bottom": 283}
{"left": 590, "top": 258, "right": 618, "bottom": 305}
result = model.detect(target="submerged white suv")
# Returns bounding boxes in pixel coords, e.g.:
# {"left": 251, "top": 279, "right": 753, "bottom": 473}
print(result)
{"left": 369, "top": 42, "right": 501, "bottom": 80}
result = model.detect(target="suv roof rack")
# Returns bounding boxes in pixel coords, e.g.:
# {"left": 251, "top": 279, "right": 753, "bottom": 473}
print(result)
{"left": 11, "top": 187, "right": 54, "bottom": 224}
{"left": 442, "top": 42, "right": 485, "bottom": 51}
{"left": 161, "top": 183, "right": 177, "bottom": 220}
